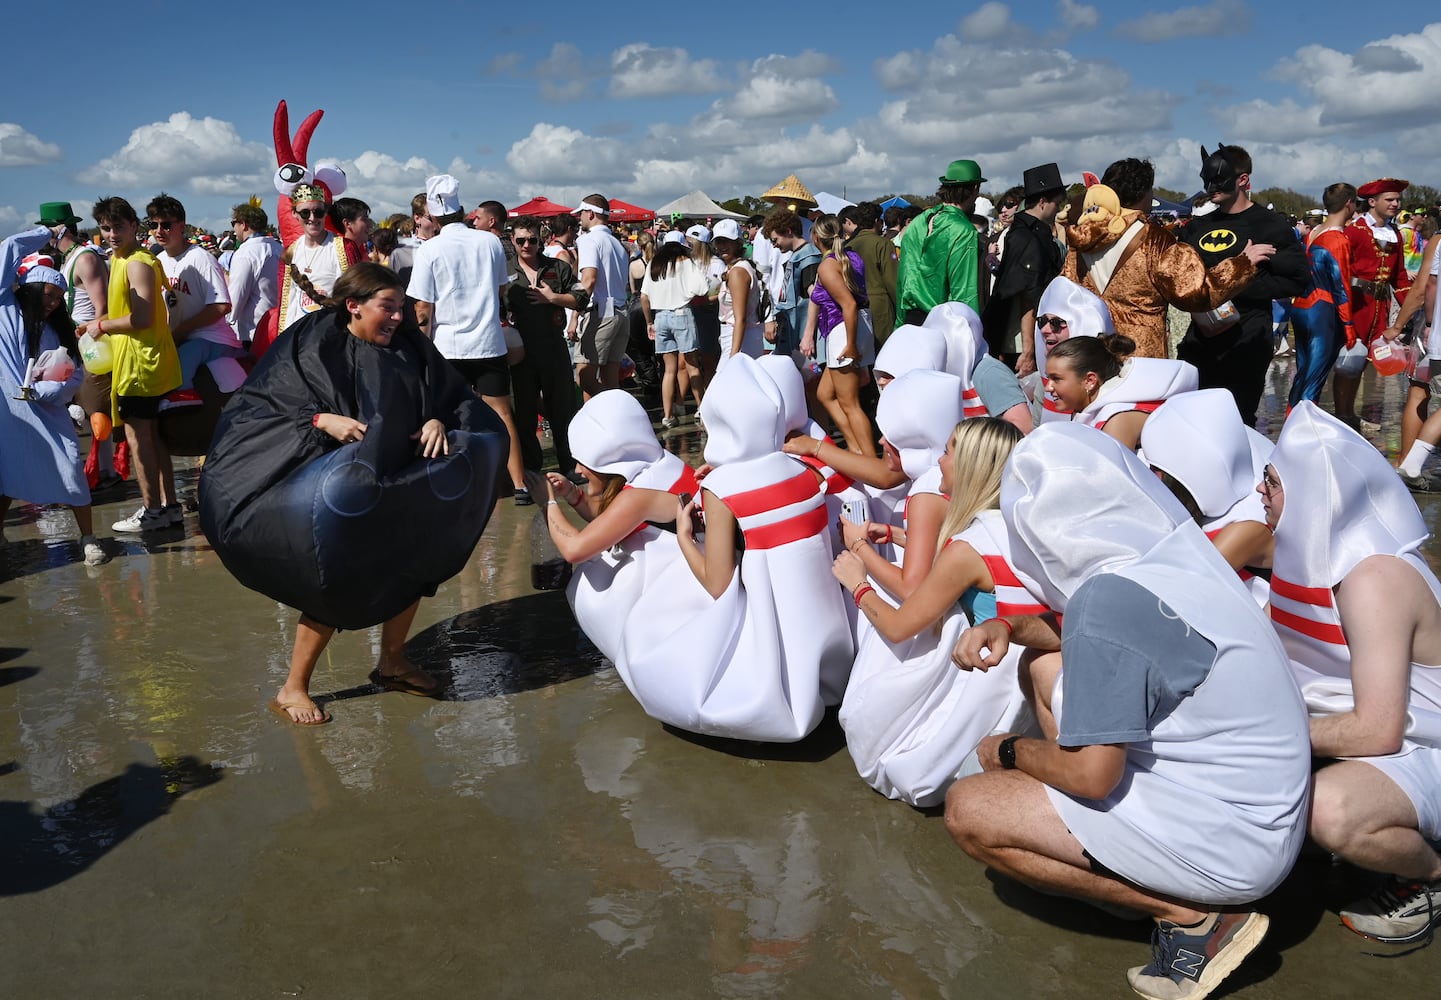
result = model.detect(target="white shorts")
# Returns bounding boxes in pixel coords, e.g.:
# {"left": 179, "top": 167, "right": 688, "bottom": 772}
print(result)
{"left": 825, "top": 310, "right": 876, "bottom": 369}
{"left": 1363, "top": 745, "right": 1441, "bottom": 841}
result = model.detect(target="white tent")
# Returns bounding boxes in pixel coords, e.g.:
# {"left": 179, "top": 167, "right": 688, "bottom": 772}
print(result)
{"left": 654, "top": 190, "right": 748, "bottom": 221}
{"left": 814, "top": 191, "right": 856, "bottom": 215}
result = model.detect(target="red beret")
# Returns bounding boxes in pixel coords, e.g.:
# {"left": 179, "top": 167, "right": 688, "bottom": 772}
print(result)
{"left": 1357, "top": 177, "right": 1408, "bottom": 198}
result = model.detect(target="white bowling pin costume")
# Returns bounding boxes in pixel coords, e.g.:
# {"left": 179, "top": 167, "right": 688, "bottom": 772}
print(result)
{"left": 921, "top": 301, "right": 992, "bottom": 419}
{"left": 1034, "top": 276, "right": 1114, "bottom": 425}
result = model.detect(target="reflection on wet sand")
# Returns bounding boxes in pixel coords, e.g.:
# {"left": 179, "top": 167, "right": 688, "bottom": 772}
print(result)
{"left": 1, "top": 363, "right": 1440, "bottom": 995}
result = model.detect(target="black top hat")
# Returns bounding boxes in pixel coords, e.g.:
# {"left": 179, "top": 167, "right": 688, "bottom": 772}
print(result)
{"left": 1022, "top": 163, "right": 1064, "bottom": 199}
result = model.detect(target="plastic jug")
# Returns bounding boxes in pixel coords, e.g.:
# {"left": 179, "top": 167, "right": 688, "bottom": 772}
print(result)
{"left": 78, "top": 332, "right": 113, "bottom": 375}
{"left": 1369, "top": 338, "right": 1411, "bottom": 377}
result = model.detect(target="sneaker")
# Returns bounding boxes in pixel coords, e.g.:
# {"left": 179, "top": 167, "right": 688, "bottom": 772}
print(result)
{"left": 513, "top": 487, "right": 535, "bottom": 507}
{"left": 1340, "top": 876, "right": 1441, "bottom": 944}
{"left": 81, "top": 536, "right": 110, "bottom": 566}
{"left": 661, "top": 416, "right": 677, "bottom": 430}
{"left": 1274, "top": 340, "right": 1294, "bottom": 357}
{"left": 157, "top": 388, "right": 204, "bottom": 412}
{"left": 112, "top": 506, "right": 171, "bottom": 533}
{"left": 164, "top": 503, "right": 184, "bottom": 525}
{"left": 1399, "top": 469, "right": 1440, "bottom": 494}
{"left": 1126, "top": 911, "right": 1268, "bottom": 1000}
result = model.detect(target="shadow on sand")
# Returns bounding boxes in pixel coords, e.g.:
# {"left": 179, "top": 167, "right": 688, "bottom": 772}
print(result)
{"left": 0, "top": 756, "right": 222, "bottom": 896}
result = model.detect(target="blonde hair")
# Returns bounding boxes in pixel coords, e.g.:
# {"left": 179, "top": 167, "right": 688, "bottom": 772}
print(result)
{"left": 935, "top": 418, "right": 1024, "bottom": 554}
{"left": 593, "top": 471, "right": 627, "bottom": 515}
{"left": 812, "top": 214, "right": 860, "bottom": 297}
{"left": 688, "top": 236, "right": 714, "bottom": 270}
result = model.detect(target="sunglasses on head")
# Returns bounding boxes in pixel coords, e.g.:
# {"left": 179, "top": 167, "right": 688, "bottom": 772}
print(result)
{"left": 295, "top": 208, "right": 326, "bottom": 220}
{"left": 148, "top": 220, "right": 178, "bottom": 231}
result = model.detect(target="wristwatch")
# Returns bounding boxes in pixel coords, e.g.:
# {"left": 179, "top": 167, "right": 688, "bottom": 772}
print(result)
{"left": 998, "top": 735, "right": 1020, "bottom": 770}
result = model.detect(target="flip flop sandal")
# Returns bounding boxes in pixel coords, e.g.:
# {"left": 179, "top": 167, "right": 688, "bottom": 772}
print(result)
{"left": 368, "top": 667, "right": 443, "bottom": 698}
{"left": 268, "top": 698, "right": 332, "bottom": 726}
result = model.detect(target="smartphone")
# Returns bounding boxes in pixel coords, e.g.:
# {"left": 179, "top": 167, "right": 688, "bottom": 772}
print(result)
{"left": 678, "top": 492, "right": 693, "bottom": 507}
{"left": 840, "top": 497, "right": 869, "bottom": 525}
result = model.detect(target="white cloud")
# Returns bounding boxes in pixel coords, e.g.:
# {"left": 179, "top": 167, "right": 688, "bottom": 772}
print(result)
{"left": 750, "top": 50, "right": 842, "bottom": 78}
{"left": 1266, "top": 24, "right": 1441, "bottom": 129}
{"left": 720, "top": 75, "right": 838, "bottom": 122}
{"left": 339, "top": 151, "right": 512, "bottom": 218}
{"left": 0, "top": 124, "right": 62, "bottom": 167}
{"left": 608, "top": 44, "right": 727, "bottom": 98}
{"left": 1057, "top": 0, "right": 1099, "bottom": 30}
{"left": 1114, "top": 0, "right": 1249, "bottom": 43}
{"left": 506, "top": 124, "right": 633, "bottom": 186}
{"left": 77, "top": 113, "right": 269, "bottom": 195}
{"left": 0, "top": 205, "right": 22, "bottom": 231}
{"left": 536, "top": 43, "right": 591, "bottom": 101}
{"left": 960, "top": 3, "right": 1018, "bottom": 41}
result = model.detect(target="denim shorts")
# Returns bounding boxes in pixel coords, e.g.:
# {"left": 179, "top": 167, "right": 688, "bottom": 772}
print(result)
{"left": 654, "top": 308, "right": 698, "bottom": 355}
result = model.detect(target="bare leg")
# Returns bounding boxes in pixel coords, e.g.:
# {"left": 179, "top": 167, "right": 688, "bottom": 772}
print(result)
{"left": 945, "top": 770, "right": 1208, "bottom": 924}
{"left": 373, "top": 600, "right": 440, "bottom": 694}
{"left": 660, "top": 352, "right": 678, "bottom": 420}
{"left": 157, "top": 444, "right": 176, "bottom": 508}
{"left": 70, "top": 505, "right": 94, "bottom": 537}
{"left": 1400, "top": 384, "right": 1430, "bottom": 466}
{"left": 483, "top": 392, "right": 527, "bottom": 491}
{"left": 276, "top": 614, "right": 335, "bottom": 724}
{"left": 576, "top": 363, "right": 604, "bottom": 401}
{"left": 816, "top": 371, "right": 852, "bottom": 448}
{"left": 599, "top": 362, "right": 621, "bottom": 392}
{"left": 829, "top": 368, "right": 875, "bottom": 456}
{"left": 1311, "top": 760, "right": 1441, "bottom": 880}
{"left": 124, "top": 417, "right": 162, "bottom": 510}
{"left": 682, "top": 351, "right": 703, "bottom": 408}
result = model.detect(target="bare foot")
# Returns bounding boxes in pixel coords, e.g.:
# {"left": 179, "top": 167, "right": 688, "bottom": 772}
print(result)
{"left": 269, "top": 688, "right": 331, "bottom": 725}
{"left": 370, "top": 656, "right": 442, "bottom": 697}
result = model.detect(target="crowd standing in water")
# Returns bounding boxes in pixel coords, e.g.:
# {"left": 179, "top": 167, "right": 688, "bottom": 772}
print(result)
{"left": 5, "top": 129, "right": 1441, "bottom": 1000}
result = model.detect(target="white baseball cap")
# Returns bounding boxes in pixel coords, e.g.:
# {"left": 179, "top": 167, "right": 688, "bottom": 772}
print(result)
{"left": 712, "top": 219, "right": 742, "bottom": 242}
{"left": 662, "top": 230, "right": 687, "bottom": 246}
{"left": 425, "top": 174, "right": 461, "bottom": 217}
{"left": 685, "top": 224, "right": 712, "bottom": 243}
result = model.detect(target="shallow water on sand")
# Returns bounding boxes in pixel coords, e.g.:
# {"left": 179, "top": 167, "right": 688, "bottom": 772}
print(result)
{"left": 2, "top": 361, "right": 1438, "bottom": 998}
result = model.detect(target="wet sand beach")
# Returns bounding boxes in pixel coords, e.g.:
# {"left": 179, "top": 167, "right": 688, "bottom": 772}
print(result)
{"left": 3, "top": 360, "right": 1440, "bottom": 998}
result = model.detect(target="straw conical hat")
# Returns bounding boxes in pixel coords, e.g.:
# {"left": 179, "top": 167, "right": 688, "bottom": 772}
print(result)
{"left": 762, "top": 174, "right": 816, "bottom": 205}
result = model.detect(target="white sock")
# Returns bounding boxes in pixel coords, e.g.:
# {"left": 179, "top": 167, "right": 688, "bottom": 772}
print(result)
{"left": 1400, "top": 441, "right": 1434, "bottom": 478}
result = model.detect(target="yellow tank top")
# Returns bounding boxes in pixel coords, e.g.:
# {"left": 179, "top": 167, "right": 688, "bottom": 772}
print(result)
{"left": 106, "top": 247, "right": 181, "bottom": 420}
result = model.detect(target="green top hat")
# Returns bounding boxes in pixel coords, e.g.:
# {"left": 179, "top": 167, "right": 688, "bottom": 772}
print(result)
{"left": 36, "top": 202, "right": 83, "bottom": 226}
{"left": 939, "top": 160, "right": 986, "bottom": 185}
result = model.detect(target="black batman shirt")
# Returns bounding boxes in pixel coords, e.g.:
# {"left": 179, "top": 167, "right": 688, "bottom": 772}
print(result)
{"left": 1179, "top": 203, "right": 1310, "bottom": 346}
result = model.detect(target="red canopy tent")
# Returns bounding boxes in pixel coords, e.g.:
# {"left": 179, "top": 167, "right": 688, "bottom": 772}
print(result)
{"left": 607, "top": 199, "right": 655, "bottom": 223}
{"left": 508, "top": 196, "right": 572, "bottom": 217}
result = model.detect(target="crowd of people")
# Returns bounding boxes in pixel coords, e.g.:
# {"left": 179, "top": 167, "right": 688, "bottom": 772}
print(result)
{"left": 3, "top": 140, "right": 1441, "bottom": 1000}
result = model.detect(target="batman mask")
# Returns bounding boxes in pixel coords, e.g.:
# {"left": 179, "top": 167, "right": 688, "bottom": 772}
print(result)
{"left": 1200, "top": 145, "right": 1240, "bottom": 196}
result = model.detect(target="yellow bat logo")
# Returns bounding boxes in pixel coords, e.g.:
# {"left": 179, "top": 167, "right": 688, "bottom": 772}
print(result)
{"left": 1199, "top": 228, "right": 1237, "bottom": 253}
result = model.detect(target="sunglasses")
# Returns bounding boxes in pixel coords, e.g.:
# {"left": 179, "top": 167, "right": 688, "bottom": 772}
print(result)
{"left": 1038, "top": 315, "right": 1068, "bottom": 330}
{"left": 148, "top": 220, "right": 178, "bottom": 231}
{"left": 295, "top": 208, "right": 326, "bottom": 220}
{"left": 513, "top": 236, "right": 539, "bottom": 245}
{"left": 1261, "top": 467, "right": 1283, "bottom": 492}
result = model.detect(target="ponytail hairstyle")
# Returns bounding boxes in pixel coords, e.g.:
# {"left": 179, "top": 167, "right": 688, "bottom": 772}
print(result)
{"left": 935, "top": 418, "right": 1024, "bottom": 554}
{"left": 811, "top": 214, "right": 860, "bottom": 297}
{"left": 688, "top": 234, "right": 715, "bottom": 270}
{"left": 1047, "top": 332, "right": 1135, "bottom": 384}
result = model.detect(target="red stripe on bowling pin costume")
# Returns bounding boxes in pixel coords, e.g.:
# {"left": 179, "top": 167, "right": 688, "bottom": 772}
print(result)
{"left": 1270, "top": 575, "right": 1335, "bottom": 607}
{"left": 962, "top": 387, "right": 987, "bottom": 419}
{"left": 1203, "top": 528, "right": 1255, "bottom": 582}
{"left": 982, "top": 556, "right": 1051, "bottom": 617}
{"left": 1095, "top": 401, "right": 1166, "bottom": 431}
{"left": 742, "top": 505, "right": 830, "bottom": 550}
{"left": 670, "top": 466, "right": 699, "bottom": 497}
{"left": 1269, "top": 604, "right": 1347, "bottom": 645}
{"left": 722, "top": 471, "right": 819, "bottom": 518}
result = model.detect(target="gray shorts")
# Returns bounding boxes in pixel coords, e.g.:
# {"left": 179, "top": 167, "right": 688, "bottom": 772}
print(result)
{"left": 578, "top": 310, "right": 628, "bottom": 366}
{"left": 1364, "top": 745, "right": 1441, "bottom": 841}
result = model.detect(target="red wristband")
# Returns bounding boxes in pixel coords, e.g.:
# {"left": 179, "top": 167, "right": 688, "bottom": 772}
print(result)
{"left": 853, "top": 584, "right": 875, "bottom": 608}
{"left": 883, "top": 524, "right": 893, "bottom": 544}
{"left": 311, "top": 413, "right": 321, "bottom": 427}
{"left": 995, "top": 617, "right": 1014, "bottom": 635}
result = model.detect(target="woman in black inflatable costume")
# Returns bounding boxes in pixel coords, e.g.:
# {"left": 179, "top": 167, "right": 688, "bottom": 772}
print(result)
{"left": 200, "top": 263, "right": 507, "bottom": 725}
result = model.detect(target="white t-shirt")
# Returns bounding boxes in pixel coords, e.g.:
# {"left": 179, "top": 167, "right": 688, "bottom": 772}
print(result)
{"left": 406, "top": 223, "right": 510, "bottom": 360}
{"left": 1428, "top": 248, "right": 1441, "bottom": 360}
{"left": 283, "top": 233, "right": 343, "bottom": 331}
{"left": 159, "top": 244, "right": 239, "bottom": 349}
{"left": 750, "top": 232, "right": 789, "bottom": 295}
{"left": 640, "top": 258, "right": 708, "bottom": 311}
{"left": 226, "top": 235, "right": 283, "bottom": 343}
{"left": 576, "top": 224, "right": 630, "bottom": 315}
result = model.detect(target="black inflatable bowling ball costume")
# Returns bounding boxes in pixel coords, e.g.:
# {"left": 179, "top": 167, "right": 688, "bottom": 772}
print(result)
{"left": 200, "top": 308, "right": 508, "bottom": 630}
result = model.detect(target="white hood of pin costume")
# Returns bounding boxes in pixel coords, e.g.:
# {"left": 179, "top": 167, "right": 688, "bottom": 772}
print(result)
{"left": 570, "top": 389, "right": 687, "bottom": 492}
{"left": 919, "top": 301, "right": 988, "bottom": 418}
{"left": 755, "top": 354, "right": 811, "bottom": 438}
{"left": 1079, "top": 357, "right": 1198, "bottom": 428}
{"left": 875, "top": 369, "right": 963, "bottom": 483}
{"left": 1270, "top": 402, "right": 1434, "bottom": 589}
{"left": 1035, "top": 276, "right": 1114, "bottom": 377}
{"left": 702, "top": 352, "right": 785, "bottom": 468}
{"left": 873, "top": 324, "right": 948, "bottom": 380}
{"left": 1141, "top": 388, "right": 1268, "bottom": 525}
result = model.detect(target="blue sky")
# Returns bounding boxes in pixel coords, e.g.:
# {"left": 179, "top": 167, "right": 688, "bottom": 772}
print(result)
{"left": 3, "top": 3, "right": 1438, "bottom": 236}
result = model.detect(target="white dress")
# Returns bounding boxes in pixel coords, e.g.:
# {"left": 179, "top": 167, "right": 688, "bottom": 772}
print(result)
{"left": 839, "top": 511, "right": 1036, "bottom": 807}
{"left": 617, "top": 354, "right": 853, "bottom": 740}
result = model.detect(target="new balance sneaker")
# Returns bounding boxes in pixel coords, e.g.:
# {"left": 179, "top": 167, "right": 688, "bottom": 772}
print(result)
{"left": 1340, "top": 876, "right": 1441, "bottom": 943}
{"left": 1399, "top": 469, "right": 1440, "bottom": 494}
{"left": 1126, "top": 911, "right": 1268, "bottom": 1000}
{"left": 112, "top": 506, "right": 171, "bottom": 533}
